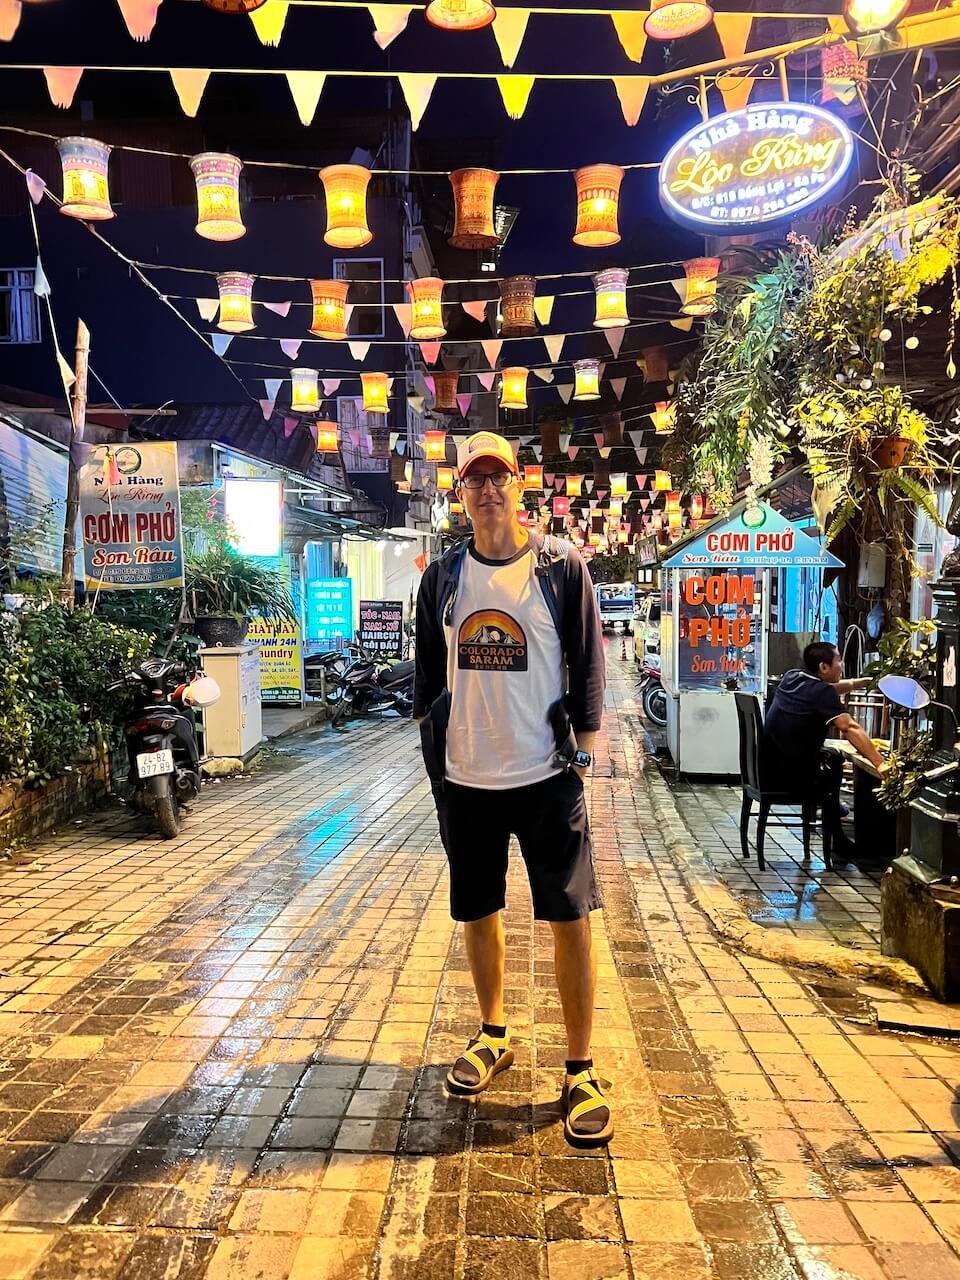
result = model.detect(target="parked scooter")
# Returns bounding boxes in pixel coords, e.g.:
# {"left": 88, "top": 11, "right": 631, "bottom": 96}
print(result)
{"left": 638, "top": 653, "right": 667, "bottom": 727}
{"left": 330, "top": 644, "right": 415, "bottom": 727}
{"left": 113, "top": 659, "right": 221, "bottom": 838}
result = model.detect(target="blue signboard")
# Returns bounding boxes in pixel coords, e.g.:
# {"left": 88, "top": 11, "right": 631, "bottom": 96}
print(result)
{"left": 663, "top": 502, "right": 843, "bottom": 570}
{"left": 306, "top": 577, "right": 353, "bottom": 646}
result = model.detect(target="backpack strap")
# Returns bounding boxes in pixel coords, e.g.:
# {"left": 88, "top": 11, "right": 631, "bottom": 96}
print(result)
{"left": 532, "top": 532, "right": 571, "bottom": 639}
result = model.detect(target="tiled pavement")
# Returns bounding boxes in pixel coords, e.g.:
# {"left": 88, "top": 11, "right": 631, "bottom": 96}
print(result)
{"left": 1, "top": 651, "right": 960, "bottom": 1277}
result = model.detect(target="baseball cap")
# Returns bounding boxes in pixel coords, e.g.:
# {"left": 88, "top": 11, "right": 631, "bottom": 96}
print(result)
{"left": 456, "top": 430, "right": 518, "bottom": 477}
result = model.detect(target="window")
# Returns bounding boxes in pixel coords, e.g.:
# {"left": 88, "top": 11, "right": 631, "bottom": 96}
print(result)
{"left": 337, "top": 395, "right": 389, "bottom": 473}
{"left": 334, "top": 258, "right": 385, "bottom": 339}
{"left": 0, "top": 270, "right": 41, "bottom": 344}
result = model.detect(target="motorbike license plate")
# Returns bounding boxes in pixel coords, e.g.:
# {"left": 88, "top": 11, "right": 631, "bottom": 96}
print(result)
{"left": 136, "top": 749, "right": 174, "bottom": 779}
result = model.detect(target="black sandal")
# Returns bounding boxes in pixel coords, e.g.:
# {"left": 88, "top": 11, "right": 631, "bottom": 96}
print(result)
{"left": 445, "top": 1030, "right": 514, "bottom": 1097}
{"left": 562, "top": 1069, "right": 613, "bottom": 1147}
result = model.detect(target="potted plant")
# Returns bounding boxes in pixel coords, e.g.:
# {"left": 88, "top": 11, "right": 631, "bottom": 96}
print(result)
{"left": 186, "top": 545, "right": 297, "bottom": 648}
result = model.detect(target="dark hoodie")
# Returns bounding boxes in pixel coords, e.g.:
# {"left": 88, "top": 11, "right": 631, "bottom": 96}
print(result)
{"left": 763, "top": 668, "right": 844, "bottom": 784}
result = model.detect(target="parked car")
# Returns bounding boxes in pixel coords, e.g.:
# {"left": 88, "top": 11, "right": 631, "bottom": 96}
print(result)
{"left": 634, "top": 593, "right": 662, "bottom": 659}
{"left": 595, "top": 581, "right": 635, "bottom": 633}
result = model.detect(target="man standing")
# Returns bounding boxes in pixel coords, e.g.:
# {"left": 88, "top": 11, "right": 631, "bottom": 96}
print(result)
{"left": 414, "top": 430, "right": 610, "bottom": 1147}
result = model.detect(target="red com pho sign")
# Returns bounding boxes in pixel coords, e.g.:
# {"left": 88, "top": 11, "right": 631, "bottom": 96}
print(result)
{"left": 659, "top": 103, "right": 854, "bottom": 234}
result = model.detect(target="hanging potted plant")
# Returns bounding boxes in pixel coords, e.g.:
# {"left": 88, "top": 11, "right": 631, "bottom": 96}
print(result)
{"left": 185, "top": 545, "right": 297, "bottom": 648}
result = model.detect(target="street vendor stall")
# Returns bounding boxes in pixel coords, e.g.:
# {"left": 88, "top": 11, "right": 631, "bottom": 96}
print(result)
{"left": 660, "top": 501, "right": 843, "bottom": 776}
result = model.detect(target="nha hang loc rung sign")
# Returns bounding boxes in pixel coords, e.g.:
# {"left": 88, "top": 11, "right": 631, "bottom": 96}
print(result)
{"left": 659, "top": 103, "right": 855, "bottom": 234}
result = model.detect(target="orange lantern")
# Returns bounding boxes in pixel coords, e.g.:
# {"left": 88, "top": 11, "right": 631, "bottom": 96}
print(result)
{"left": 644, "top": 0, "right": 714, "bottom": 40}
{"left": 361, "top": 372, "right": 389, "bottom": 414}
{"left": 665, "top": 491, "right": 682, "bottom": 514}
{"left": 594, "top": 268, "right": 629, "bottom": 328}
{"left": 449, "top": 168, "right": 499, "bottom": 249}
{"left": 652, "top": 402, "right": 675, "bottom": 434}
{"left": 639, "top": 346, "right": 669, "bottom": 383}
{"left": 216, "top": 272, "right": 255, "bottom": 332}
{"left": 566, "top": 474, "right": 583, "bottom": 498}
{"left": 437, "top": 465, "right": 455, "bottom": 491}
{"left": 573, "top": 359, "right": 601, "bottom": 401}
{"left": 500, "top": 275, "right": 537, "bottom": 337}
{"left": 524, "top": 463, "right": 544, "bottom": 490}
{"left": 319, "top": 164, "right": 372, "bottom": 249}
{"left": 425, "top": 0, "right": 495, "bottom": 29}
{"left": 668, "top": 510, "right": 684, "bottom": 532}
{"left": 500, "top": 367, "right": 528, "bottom": 410}
{"left": 316, "top": 421, "right": 339, "bottom": 453}
{"left": 689, "top": 494, "right": 704, "bottom": 520}
{"left": 309, "top": 279, "right": 350, "bottom": 339}
{"left": 432, "top": 369, "right": 459, "bottom": 412}
{"left": 423, "top": 429, "right": 447, "bottom": 462}
{"left": 573, "top": 164, "right": 623, "bottom": 247}
{"left": 681, "top": 257, "right": 721, "bottom": 316}
{"left": 291, "top": 368, "right": 320, "bottom": 413}
{"left": 408, "top": 277, "right": 446, "bottom": 341}
{"left": 190, "top": 152, "right": 244, "bottom": 242}
{"left": 57, "top": 136, "right": 114, "bottom": 221}
{"left": 654, "top": 470, "right": 672, "bottom": 491}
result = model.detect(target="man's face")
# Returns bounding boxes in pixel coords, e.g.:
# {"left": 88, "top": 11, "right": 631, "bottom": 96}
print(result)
{"left": 458, "top": 457, "right": 519, "bottom": 531}
{"left": 819, "top": 648, "right": 844, "bottom": 684}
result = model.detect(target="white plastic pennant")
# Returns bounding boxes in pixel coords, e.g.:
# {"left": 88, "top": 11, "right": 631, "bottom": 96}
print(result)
{"left": 559, "top": 433, "right": 570, "bottom": 451}
{"left": 211, "top": 333, "right": 233, "bottom": 356}
{"left": 0, "top": 0, "right": 22, "bottom": 40}
{"left": 56, "top": 351, "right": 76, "bottom": 390}
{"left": 456, "top": 393, "right": 472, "bottom": 417}
{"left": 611, "top": 377, "right": 626, "bottom": 401}
{"left": 322, "top": 378, "right": 341, "bottom": 395}
{"left": 264, "top": 378, "right": 283, "bottom": 402}
{"left": 115, "top": 0, "right": 162, "bottom": 41}
{"left": 533, "top": 367, "right": 555, "bottom": 384}
{"left": 530, "top": 295, "right": 553, "bottom": 327}
{"left": 610, "top": 11, "right": 647, "bottom": 63}
{"left": 627, "top": 430, "right": 645, "bottom": 450}
{"left": 169, "top": 68, "right": 210, "bottom": 118}
{"left": 286, "top": 71, "right": 326, "bottom": 125}
{"left": 476, "top": 371, "right": 496, "bottom": 391}
{"left": 369, "top": 4, "right": 413, "bottom": 49}
{"left": 557, "top": 383, "right": 573, "bottom": 404}
{"left": 407, "top": 395, "right": 425, "bottom": 414}
{"left": 398, "top": 73, "right": 437, "bottom": 130}
{"left": 509, "top": 439, "right": 521, "bottom": 460}
{"left": 462, "top": 299, "right": 489, "bottom": 323}
{"left": 605, "top": 328, "right": 625, "bottom": 357}
{"left": 43, "top": 67, "right": 83, "bottom": 109}
{"left": 519, "top": 434, "right": 535, "bottom": 445}
{"left": 612, "top": 76, "right": 650, "bottom": 127}
{"left": 420, "top": 341, "right": 441, "bottom": 364}
{"left": 261, "top": 300, "right": 291, "bottom": 318}
{"left": 280, "top": 339, "right": 302, "bottom": 360}
{"left": 671, "top": 275, "right": 688, "bottom": 302}
{"left": 348, "top": 341, "right": 371, "bottom": 362}
{"left": 25, "top": 170, "right": 46, "bottom": 204}
{"left": 393, "top": 302, "right": 412, "bottom": 336}
{"left": 389, "top": 432, "right": 400, "bottom": 450}
{"left": 33, "top": 257, "right": 50, "bottom": 298}
{"left": 585, "top": 477, "right": 594, "bottom": 493}
{"left": 532, "top": 445, "right": 543, "bottom": 461}
{"left": 197, "top": 298, "right": 219, "bottom": 322}
{"left": 481, "top": 339, "right": 503, "bottom": 368}
{"left": 671, "top": 317, "right": 695, "bottom": 331}
{"left": 492, "top": 7, "right": 530, "bottom": 68}
{"left": 497, "top": 74, "right": 536, "bottom": 120}
{"left": 567, "top": 446, "right": 579, "bottom": 461}
{"left": 636, "top": 447, "right": 648, "bottom": 464}
{"left": 249, "top": 0, "right": 289, "bottom": 45}
{"left": 259, "top": 399, "right": 276, "bottom": 421}
{"left": 543, "top": 333, "right": 564, "bottom": 364}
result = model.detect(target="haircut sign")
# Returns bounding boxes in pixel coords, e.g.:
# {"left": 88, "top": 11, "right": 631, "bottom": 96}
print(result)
{"left": 659, "top": 103, "right": 854, "bottom": 234}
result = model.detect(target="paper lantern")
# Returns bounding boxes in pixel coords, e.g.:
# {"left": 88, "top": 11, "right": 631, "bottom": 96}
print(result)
{"left": 316, "top": 421, "right": 339, "bottom": 453}
{"left": 540, "top": 421, "right": 561, "bottom": 455}
{"left": 617, "top": 528, "right": 630, "bottom": 543}
{"left": 822, "top": 43, "right": 869, "bottom": 107}
{"left": 689, "top": 493, "right": 704, "bottom": 520}
{"left": 593, "top": 268, "right": 629, "bottom": 328}
{"left": 216, "top": 272, "right": 255, "bottom": 332}
{"left": 681, "top": 257, "right": 721, "bottom": 316}
{"left": 396, "top": 480, "right": 412, "bottom": 493}
{"left": 524, "top": 463, "right": 544, "bottom": 489}
{"left": 566, "top": 474, "right": 583, "bottom": 498}
{"left": 57, "top": 136, "right": 114, "bottom": 221}
{"left": 361, "top": 372, "right": 389, "bottom": 414}
{"left": 665, "top": 490, "right": 682, "bottom": 513}
{"left": 500, "top": 367, "right": 529, "bottom": 410}
{"left": 573, "top": 164, "right": 623, "bottom": 247}
{"left": 553, "top": 496, "right": 570, "bottom": 518}
{"left": 437, "top": 465, "right": 455, "bottom": 491}
{"left": 370, "top": 428, "right": 391, "bottom": 459}
{"left": 319, "top": 164, "right": 372, "bottom": 249}
{"left": 573, "top": 359, "right": 601, "bottom": 401}
{"left": 190, "top": 152, "right": 244, "bottom": 242}
{"left": 602, "top": 413, "right": 624, "bottom": 447}
{"left": 500, "top": 275, "right": 537, "bottom": 337}
{"left": 408, "top": 277, "right": 446, "bottom": 341}
{"left": 291, "top": 368, "right": 320, "bottom": 412}
{"left": 652, "top": 401, "right": 675, "bottom": 433}
{"left": 610, "top": 473, "right": 628, "bottom": 497}
{"left": 425, "top": 0, "right": 495, "bottom": 29}
{"left": 844, "top": 0, "right": 910, "bottom": 34}
{"left": 432, "top": 370, "right": 459, "bottom": 413}
{"left": 449, "top": 168, "right": 499, "bottom": 249}
{"left": 309, "top": 279, "right": 350, "bottom": 340}
{"left": 639, "top": 345, "right": 669, "bottom": 383}
{"left": 423, "top": 429, "right": 447, "bottom": 462}
{"left": 644, "top": 0, "right": 714, "bottom": 40}
{"left": 668, "top": 510, "right": 684, "bottom": 532}
{"left": 654, "top": 470, "right": 672, "bottom": 491}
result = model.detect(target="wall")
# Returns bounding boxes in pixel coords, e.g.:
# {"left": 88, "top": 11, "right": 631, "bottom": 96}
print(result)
{"left": 0, "top": 745, "right": 113, "bottom": 851}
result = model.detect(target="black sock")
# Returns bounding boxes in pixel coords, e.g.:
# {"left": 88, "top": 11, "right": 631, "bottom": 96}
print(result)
{"left": 566, "top": 1057, "right": 593, "bottom": 1076}
{"left": 482, "top": 1022, "right": 507, "bottom": 1039}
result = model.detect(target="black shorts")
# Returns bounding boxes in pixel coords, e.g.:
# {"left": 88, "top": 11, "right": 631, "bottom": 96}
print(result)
{"left": 431, "top": 770, "right": 601, "bottom": 923}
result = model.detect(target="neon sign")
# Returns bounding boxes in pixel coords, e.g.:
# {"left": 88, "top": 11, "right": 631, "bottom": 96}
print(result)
{"left": 659, "top": 103, "right": 855, "bottom": 234}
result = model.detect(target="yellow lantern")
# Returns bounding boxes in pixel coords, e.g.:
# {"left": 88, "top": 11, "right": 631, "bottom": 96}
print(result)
{"left": 425, "top": 0, "right": 495, "bottom": 29}
{"left": 190, "top": 152, "right": 244, "bottom": 242}
{"left": 681, "top": 257, "right": 721, "bottom": 316}
{"left": 665, "top": 490, "right": 682, "bottom": 514}
{"left": 844, "top": 0, "right": 910, "bottom": 34}
{"left": 668, "top": 510, "right": 684, "bottom": 533}
{"left": 610, "top": 474, "right": 628, "bottom": 498}
{"left": 361, "top": 371, "right": 389, "bottom": 414}
{"left": 500, "top": 367, "right": 529, "bottom": 410}
{"left": 593, "top": 268, "right": 629, "bottom": 328}
{"left": 654, "top": 470, "right": 672, "bottom": 491}
{"left": 573, "top": 164, "right": 623, "bottom": 247}
{"left": 319, "top": 164, "right": 372, "bottom": 249}
{"left": 423, "top": 429, "right": 447, "bottom": 461}
{"left": 644, "top": 0, "right": 714, "bottom": 40}
{"left": 408, "top": 277, "right": 446, "bottom": 341}
{"left": 524, "top": 463, "right": 544, "bottom": 490}
{"left": 652, "top": 401, "right": 675, "bottom": 433}
{"left": 573, "top": 359, "right": 601, "bottom": 401}
{"left": 309, "top": 279, "right": 350, "bottom": 340}
{"left": 449, "top": 168, "right": 499, "bottom": 249}
{"left": 316, "top": 421, "right": 339, "bottom": 452}
{"left": 437, "top": 465, "right": 455, "bottom": 491}
{"left": 566, "top": 474, "right": 583, "bottom": 498}
{"left": 291, "top": 368, "right": 320, "bottom": 413}
{"left": 216, "top": 272, "right": 255, "bottom": 332}
{"left": 57, "top": 136, "right": 114, "bottom": 221}
{"left": 432, "top": 369, "right": 459, "bottom": 413}
{"left": 500, "top": 275, "right": 537, "bottom": 337}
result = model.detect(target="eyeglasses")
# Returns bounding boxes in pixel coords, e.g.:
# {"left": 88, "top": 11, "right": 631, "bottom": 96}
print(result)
{"left": 460, "top": 471, "right": 514, "bottom": 490}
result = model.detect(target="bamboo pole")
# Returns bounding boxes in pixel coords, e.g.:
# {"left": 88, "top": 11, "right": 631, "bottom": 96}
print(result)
{"left": 59, "top": 319, "right": 89, "bottom": 609}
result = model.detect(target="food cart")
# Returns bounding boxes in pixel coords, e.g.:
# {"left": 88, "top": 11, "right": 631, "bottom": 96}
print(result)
{"left": 660, "top": 501, "right": 842, "bottom": 776}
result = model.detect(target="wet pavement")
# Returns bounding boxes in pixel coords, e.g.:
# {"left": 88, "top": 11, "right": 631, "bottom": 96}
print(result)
{"left": 0, "top": 648, "right": 959, "bottom": 1278}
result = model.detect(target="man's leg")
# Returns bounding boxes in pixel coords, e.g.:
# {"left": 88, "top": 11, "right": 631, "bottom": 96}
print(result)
{"left": 464, "top": 910, "right": 506, "bottom": 1026}
{"left": 551, "top": 915, "right": 595, "bottom": 1061}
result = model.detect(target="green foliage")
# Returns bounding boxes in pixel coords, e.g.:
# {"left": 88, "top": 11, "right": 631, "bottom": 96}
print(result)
{"left": 186, "top": 545, "right": 296, "bottom": 624}
{"left": 587, "top": 550, "right": 633, "bottom": 585}
{"left": 864, "top": 617, "right": 938, "bottom": 689}
{"left": 877, "top": 728, "right": 937, "bottom": 811}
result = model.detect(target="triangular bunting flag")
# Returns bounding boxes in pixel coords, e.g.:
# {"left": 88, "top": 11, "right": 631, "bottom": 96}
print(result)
{"left": 283, "top": 416, "right": 298, "bottom": 438}
{"left": 286, "top": 70, "right": 326, "bottom": 125}
{"left": 476, "top": 371, "right": 496, "bottom": 391}
{"left": 348, "top": 428, "right": 361, "bottom": 449}
{"left": 492, "top": 7, "right": 530, "bottom": 68}
{"left": 462, "top": 299, "right": 489, "bottom": 323}
{"left": 636, "top": 447, "right": 648, "bottom": 464}
{"left": 606, "top": 328, "right": 625, "bottom": 357}
{"left": 557, "top": 383, "right": 573, "bottom": 404}
{"left": 533, "top": 295, "right": 555, "bottom": 326}
{"left": 262, "top": 300, "right": 291, "bottom": 318}
{"left": 211, "top": 333, "right": 233, "bottom": 356}
{"left": 33, "top": 257, "right": 50, "bottom": 298}
{"left": 280, "top": 339, "right": 302, "bottom": 360}
{"left": 519, "top": 434, "right": 535, "bottom": 445}
{"left": 398, "top": 73, "right": 437, "bottom": 130}
{"left": 611, "top": 12, "right": 647, "bottom": 62}
{"left": 640, "top": 496, "right": 650, "bottom": 510}
{"left": 612, "top": 76, "right": 650, "bottom": 127}
{"left": 456, "top": 393, "right": 472, "bottom": 417}
{"left": 715, "top": 12, "right": 753, "bottom": 65}
{"left": 611, "top": 378, "right": 626, "bottom": 401}
{"left": 671, "top": 317, "right": 695, "bottom": 331}
{"left": 368, "top": 4, "right": 413, "bottom": 49}
{"left": 627, "top": 430, "right": 644, "bottom": 450}
{"left": 671, "top": 276, "right": 687, "bottom": 302}
{"left": 423, "top": 375, "right": 436, "bottom": 397}
{"left": 585, "top": 478, "right": 594, "bottom": 494}
{"left": 559, "top": 433, "right": 570, "bottom": 451}
{"left": 567, "top": 446, "right": 579, "bottom": 461}
{"left": 393, "top": 302, "right": 412, "bottom": 336}
{"left": 635, "top": 474, "right": 648, "bottom": 489}
{"left": 407, "top": 395, "right": 425, "bottom": 415}
{"left": 43, "top": 67, "right": 83, "bottom": 109}
{"left": 481, "top": 339, "right": 503, "bottom": 368}
{"left": 197, "top": 298, "right": 218, "bottom": 321}
{"left": 56, "top": 352, "right": 76, "bottom": 391}
{"left": 169, "top": 68, "right": 210, "bottom": 118}
{"left": 543, "top": 333, "right": 564, "bottom": 364}
{"left": 497, "top": 74, "right": 536, "bottom": 120}
{"left": 389, "top": 432, "right": 399, "bottom": 450}
{"left": 259, "top": 399, "right": 276, "bottom": 421}
{"left": 249, "top": 0, "right": 289, "bottom": 45}
{"left": 594, "top": 432, "right": 605, "bottom": 449}
{"left": 322, "top": 378, "right": 341, "bottom": 395}
{"left": 264, "top": 377, "right": 283, "bottom": 403}
{"left": 532, "top": 445, "right": 543, "bottom": 461}
{"left": 545, "top": 473, "right": 555, "bottom": 487}
{"left": 419, "top": 341, "right": 441, "bottom": 364}
{"left": 0, "top": 0, "right": 22, "bottom": 40}
{"left": 348, "top": 341, "right": 371, "bottom": 362}
{"left": 25, "top": 170, "right": 46, "bottom": 204}
{"left": 115, "top": 0, "right": 162, "bottom": 41}
{"left": 716, "top": 69, "right": 754, "bottom": 114}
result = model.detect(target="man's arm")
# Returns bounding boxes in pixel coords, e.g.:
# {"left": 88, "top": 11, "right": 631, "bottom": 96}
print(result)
{"left": 413, "top": 563, "right": 445, "bottom": 722}
{"left": 562, "top": 548, "right": 605, "bottom": 737}
{"left": 836, "top": 676, "right": 872, "bottom": 696}
{"left": 833, "top": 712, "right": 885, "bottom": 770}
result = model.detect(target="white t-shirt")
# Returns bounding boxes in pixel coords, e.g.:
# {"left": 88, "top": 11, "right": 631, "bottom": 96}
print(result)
{"left": 445, "top": 541, "right": 564, "bottom": 790}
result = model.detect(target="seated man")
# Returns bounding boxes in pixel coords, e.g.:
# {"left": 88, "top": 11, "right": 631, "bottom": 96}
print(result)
{"left": 764, "top": 641, "right": 885, "bottom": 859}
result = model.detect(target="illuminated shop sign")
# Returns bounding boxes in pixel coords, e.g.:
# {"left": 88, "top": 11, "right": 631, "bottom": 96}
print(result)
{"left": 659, "top": 103, "right": 855, "bottom": 234}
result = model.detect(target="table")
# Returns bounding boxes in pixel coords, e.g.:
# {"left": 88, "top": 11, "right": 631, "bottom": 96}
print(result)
{"left": 823, "top": 739, "right": 898, "bottom": 863}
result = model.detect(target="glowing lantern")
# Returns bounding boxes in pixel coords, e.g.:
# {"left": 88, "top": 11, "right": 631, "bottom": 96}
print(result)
{"left": 190, "top": 152, "right": 244, "bottom": 242}
{"left": 500, "top": 367, "right": 528, "bottom": 410}
{"left": 566, "top": 474, "right": 583, "bottom": 498}
{"left": 437, "top": 466, "right": 455, "bottom": 491}
{"left": 665, "top": 491, "right": 682, "bottom": 514}
{"left": 617, "top": 528, "right": 630, "bottom": 544}
{"left": 689, "top": 494, "right": 704, "bottom": 520}
{"left": 500, "top": 275, "right": 537, "bottom": 337}
{"left": 425, "top": 0, "right": 496, "bottom": 30}
{"left": 316, "top": 421, "right": 339, "bottom": 453}
{"left": 524, "top": 463, "right": 544, "bottom": 490}
{"left": 423, "top": 429, "right": 447, "bottom": 462}
{"left": 449, "top": 168, "right": 499, "bottom": 249}
{"left": 668, "top": 510, "right": 684, "bottom": 532}
{"left": 608, "top": 498, "right": 624, "bottom": 519}
{"left": 681, "top": 257, "right": 721, "bottom": 316}
{"left": 405, "top": 460, "right": 414, "bottom": 484}
{"left": 432, "top": 370, "right": 459, "bottom": 413}
{"left": 361, "top": 372, "right": 389, "bottom": 414}
{"left": 652, "top": 401, "right": 675, "bottom": 433}
{"left": 593, "top": 268, "right": 629, "bottom": 328}
{"left": 610, "top": 473, "right": 628, "bottom": 497}
{"left": 822, "top": 43, "right": 868, "bottom": 107}
{"left": 639, "top": 346, "right": 669, "bottom": 382}
{"left": 309, "top": 279, "right": 350, "bottom": 340}
{"left": 319, "top": 164, "right": 372, "bottom": 249}
{"left": 553, "top": 496, "right": 570, "bottom": 518}
{"left": 573, "top": 164, "right": 623, "bottom": 247}
{"left": 57, "top": 136, "right": 114, "bottom": 221}
{"left": 644, "top": 0, "right": 714, "bottom": 40}
{"left": 216, "top": 272, "right": 255, "bottom": 332}
{"left": 291, "top": 368, "right": 320, "bottom": 413}
{"left": 408, "top": 277, "right": 446, "bottom": 341}
{"left": 844, "top": 0, "right": 910, "bottom": 34}
{"left": 573, "top": 359, "right": 601, "bottom": 401}
{"left": 654, "top": 470, "right": 672, "bottom": 491}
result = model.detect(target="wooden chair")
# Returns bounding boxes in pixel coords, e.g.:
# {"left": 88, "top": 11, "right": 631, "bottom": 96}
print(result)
{"left": 733, "top": 692, "right": 833, "bottom": 873}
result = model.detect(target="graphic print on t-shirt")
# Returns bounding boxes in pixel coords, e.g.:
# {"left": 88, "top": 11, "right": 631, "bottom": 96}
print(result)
{"left": 457, "top": 609, "right": 528, "bottom": 671}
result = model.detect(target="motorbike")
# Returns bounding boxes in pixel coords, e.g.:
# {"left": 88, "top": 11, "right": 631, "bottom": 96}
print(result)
{"left": 638, "top": 653, "right": 667, "bottom": 727}
{"left": 330, "top": 644, "right": 415, "bottom": 727}
{"left": 113, "top": 659, "right": 221, "bottom": 838}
